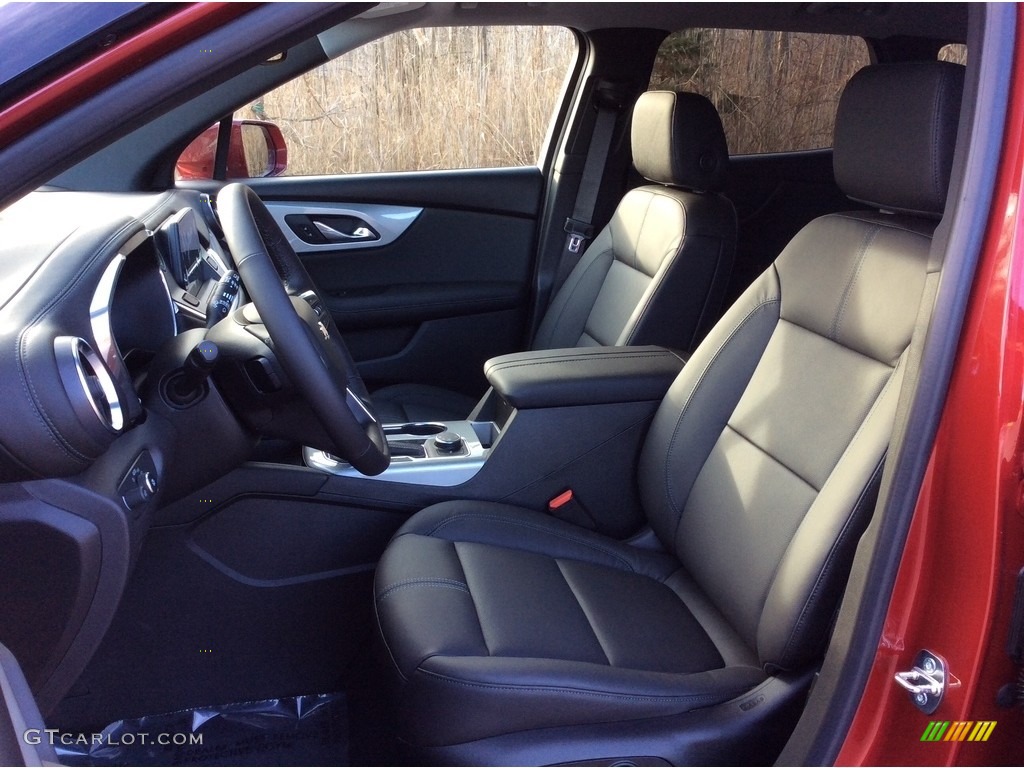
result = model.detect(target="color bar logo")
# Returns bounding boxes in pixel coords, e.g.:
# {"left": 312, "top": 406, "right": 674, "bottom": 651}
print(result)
{"left": 921, "top": 721, "right": 997, "bottom": 742}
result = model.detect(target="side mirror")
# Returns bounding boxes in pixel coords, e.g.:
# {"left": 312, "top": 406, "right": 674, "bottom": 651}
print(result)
{"left": 175, "top": 120, "right": 288, "bottom": 180}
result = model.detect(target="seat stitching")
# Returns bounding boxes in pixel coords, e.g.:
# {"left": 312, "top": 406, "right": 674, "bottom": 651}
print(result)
{"left": 622, "top": 197, "right": 687, "bottom": 345}
{"left": 779, "top": 316, "right": 896, "bottom": 367}
{"left": 488, "top": 348, "right": 682, "bottom": 367}
{"left": 376, "top": 578, "right": 470, "bottom": 601}
{"left": 829, "top": 212, "right": 935, "bottom": 239}
{"left": 633, "top": 191, "right": 684, "bottom": 277}
{"left": 421, "top": 513, "right": 637, "bottom": 572}
{"left": 687, "top": 235, "right": 731, "bottom": 351}
{"left": 723, "top": 423, "right": 819, "bottom": 493}
{"left": 453, "top": 542, "right": 491, "bottom": 656}
{"left": 831, "top": 225, "right": 880, "bottom": 341}
{"left": 929, "top": 69, "right": 947, "bottom": 201}
{"left": 629, "top": 190, "right": 656, "bottom": 271}
{"left": 556, "top": 560, "right": 612, "bottom": 666}
{"left": 372, "top": 592, "right": 409, "bottom": 683}
{"left": 487, "top": 353, "right": 679, "bottom": 372}
{"left": 664, "top": 294, "right": 781, "bottom": 517}
{"left": 417, "top": 668, "right": 736, "bottom": 704}
{"left": 815, "top": 354, "right": 901, "bottom": 484}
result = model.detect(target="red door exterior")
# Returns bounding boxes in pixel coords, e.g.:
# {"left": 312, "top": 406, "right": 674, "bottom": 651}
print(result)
{"left": 838, "top": 9, "right": 1024, "bottom": 764}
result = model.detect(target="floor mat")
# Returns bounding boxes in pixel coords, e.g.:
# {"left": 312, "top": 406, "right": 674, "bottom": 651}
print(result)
{"left": 55, "top": 692, "right": 348, "bottom": 766}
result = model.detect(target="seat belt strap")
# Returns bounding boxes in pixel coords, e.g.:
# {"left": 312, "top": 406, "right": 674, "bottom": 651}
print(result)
{"left": 562, "top": 101, "right": 617, "bottom": 256}
{"left": 552, "top": 86, "right": 626, "bottom": 293}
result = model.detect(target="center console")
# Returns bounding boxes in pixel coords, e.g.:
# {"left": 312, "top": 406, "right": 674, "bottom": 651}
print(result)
{"left": 304, "top": 345, "right": 686, "bottom": 536}
{"left": 305, "top": 420, "right": 499, "bottom": 486}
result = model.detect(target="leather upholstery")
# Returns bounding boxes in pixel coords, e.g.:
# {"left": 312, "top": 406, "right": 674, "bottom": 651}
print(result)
{"left": 483, "top": 345, "right": 686, "bottom": 410}
{"left": 372, "top": 63, "right": 963, "bottom": 763}
{"left": 375, "top": 502, "right": 764, "bottom": 747}
{"left": 834, "top": 62, "right": 964, "bottom": 217}
{"left": 372, "top": 91, "right": 736, "bottom": 423}
{"left": 531, "top": 178, "right": 736, "bottom": 351}
{"left": 637, "top": 211, "right": 933, "bottom": 671}
{"left": 631, "top": 90, "right": 730, "bottom": 191}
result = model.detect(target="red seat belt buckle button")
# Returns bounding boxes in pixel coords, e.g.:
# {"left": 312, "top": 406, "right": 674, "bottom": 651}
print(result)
{"left": 549, "top": 489, "right": 574, "bottom": 511}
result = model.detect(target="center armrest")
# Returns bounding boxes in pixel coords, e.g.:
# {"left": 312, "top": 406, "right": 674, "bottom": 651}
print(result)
{"left": 483, "top": 345, "right": 686, "bottom": 410}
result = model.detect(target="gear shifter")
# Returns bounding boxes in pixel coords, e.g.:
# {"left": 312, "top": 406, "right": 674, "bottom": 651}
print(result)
{"left": 166, "top": 341, "right": 219, "bottom": 407}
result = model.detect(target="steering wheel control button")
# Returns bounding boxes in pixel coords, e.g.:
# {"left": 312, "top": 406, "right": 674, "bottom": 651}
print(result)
{"left": 119, "top": 451, "right": 159, "bottom": 515}
{"left": 433, "top": 431, "right": 465, "bottom": 454}
{"left": 207, "top": 271, "right": 241, "bottom": 327}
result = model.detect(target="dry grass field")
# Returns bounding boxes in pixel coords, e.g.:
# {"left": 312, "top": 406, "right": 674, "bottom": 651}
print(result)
{"left": 650, "top": 29, "right": 868, "bottom": 154}
{"left": 253, "top": 26, "right": 575, "bottom": 175}
{"left": 244, "top": 28, "right": 963, "bottom": 175}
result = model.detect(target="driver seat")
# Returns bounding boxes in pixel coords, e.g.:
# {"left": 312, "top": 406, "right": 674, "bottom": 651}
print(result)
{"left": 372, "top": 62, "right": 964, "bottom": 765}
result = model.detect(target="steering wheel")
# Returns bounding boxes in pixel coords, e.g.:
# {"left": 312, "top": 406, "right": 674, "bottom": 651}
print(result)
{"left": 216, "top": 183, "right": 390, "bottom": 476}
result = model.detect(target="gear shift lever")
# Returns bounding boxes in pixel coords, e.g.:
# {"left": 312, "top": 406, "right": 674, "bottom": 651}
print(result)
{"left": 166, "top": 341, "right": 219, "bottom": 406}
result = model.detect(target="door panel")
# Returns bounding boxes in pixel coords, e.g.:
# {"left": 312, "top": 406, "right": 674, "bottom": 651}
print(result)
{"left": 266, "top": 201, "right": 423, "bottom": 253}
{"left": 247, "top": 167, "right": 543, "bottom": 398}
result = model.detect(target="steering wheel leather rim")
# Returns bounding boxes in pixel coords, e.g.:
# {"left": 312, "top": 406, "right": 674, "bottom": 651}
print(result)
{"left": 216, "top": 183, "right": 390, "bottom": 475}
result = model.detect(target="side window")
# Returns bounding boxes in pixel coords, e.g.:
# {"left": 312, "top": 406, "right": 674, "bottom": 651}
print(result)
{"left": 939, "top": 43, "right": 967, "bottom": 64}
{"left": 650, "top": 29, "right": 870, "bottom": 155}
{"left": 176, "top": 26, "right": 577, "bottom": 180}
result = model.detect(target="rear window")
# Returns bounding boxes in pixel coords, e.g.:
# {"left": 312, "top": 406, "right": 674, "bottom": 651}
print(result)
{"left": 650, "top": 29, "right": 870, "bottom": 155}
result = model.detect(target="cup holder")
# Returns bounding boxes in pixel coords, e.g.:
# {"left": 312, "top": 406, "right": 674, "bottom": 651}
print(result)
{"left": 384, "top": 422, "right": 447, "bottom": 436}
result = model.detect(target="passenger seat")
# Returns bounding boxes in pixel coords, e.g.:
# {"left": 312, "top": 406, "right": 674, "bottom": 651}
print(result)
{"left": 371, "top": 90, "right": 737, "bottom": 423}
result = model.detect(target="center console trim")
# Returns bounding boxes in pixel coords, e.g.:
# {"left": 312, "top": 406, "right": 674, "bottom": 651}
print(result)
{"left": 304, "top": 420, "right": 497, "bottom": 486}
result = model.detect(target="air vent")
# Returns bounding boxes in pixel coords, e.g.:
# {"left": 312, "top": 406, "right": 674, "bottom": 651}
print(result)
{"left": 54, "top": 337, "right": 125, "bottom": 434}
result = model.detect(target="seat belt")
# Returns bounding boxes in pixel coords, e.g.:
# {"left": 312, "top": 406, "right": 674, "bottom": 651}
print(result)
{"left": 554, "top": 84, "right": 626, "bottom": 289}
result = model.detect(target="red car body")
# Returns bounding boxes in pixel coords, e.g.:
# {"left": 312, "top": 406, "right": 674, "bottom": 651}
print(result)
{"left": 841, "top": 10, "right": 1024, "bottom": 761}
{"left": 174, "top": 120, "right": 288, "bottom": 180}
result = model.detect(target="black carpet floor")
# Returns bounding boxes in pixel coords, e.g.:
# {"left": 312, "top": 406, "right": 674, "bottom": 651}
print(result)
{"left": 55, "top": 692, "right": 349, "bottom": 766}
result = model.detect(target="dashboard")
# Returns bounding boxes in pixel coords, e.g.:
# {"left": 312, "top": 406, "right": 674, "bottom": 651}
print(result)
{"left": 0, "top": 188, "right": 243, "bottom": 482}
{"left": 0, "top": 187, "right": 259, "bottom": 710}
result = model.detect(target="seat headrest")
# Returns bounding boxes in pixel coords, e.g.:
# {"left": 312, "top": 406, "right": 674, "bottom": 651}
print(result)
{"left": 631, "top": 91, "right": 729, "bottom": 192}
{"left": 834, "top": 62, "right": 965, "bottom": 218}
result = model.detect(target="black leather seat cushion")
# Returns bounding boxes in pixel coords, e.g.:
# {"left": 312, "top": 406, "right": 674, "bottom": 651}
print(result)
{"left": 375, "top": 501, "right": 764, "bottom": 747}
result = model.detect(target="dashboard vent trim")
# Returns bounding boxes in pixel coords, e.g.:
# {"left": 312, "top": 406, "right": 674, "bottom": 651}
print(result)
{"left": 54, "top": 336, "right": 125, "bottom": 434}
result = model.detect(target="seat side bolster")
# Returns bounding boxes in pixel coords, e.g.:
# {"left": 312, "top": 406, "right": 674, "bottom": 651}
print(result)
{"left": 405, "top": 655, "right": 766, "bottom": 747}
{"left": 639, "top": 267, "right": 781, "bottom": 548}
{"left": 757, "top": 357, "right": 907, "bottom": 670}
{"left": 619, "top": 189, "right": 737, "bottom": 352}
{"left": 390, "top": 501, "right": 680, "bottom": 579}
{"left": 532, "top": 233, "right": 616, "bottom": 350}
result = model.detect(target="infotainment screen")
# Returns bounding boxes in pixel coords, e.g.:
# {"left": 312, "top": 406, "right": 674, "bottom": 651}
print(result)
{"left": 161, "top": 208, "right": 203, "bottom": 293}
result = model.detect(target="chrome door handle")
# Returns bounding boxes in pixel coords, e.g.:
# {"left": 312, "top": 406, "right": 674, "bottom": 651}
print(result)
{"left": 313, "top": 220, "right": 377, "bottom": 242}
